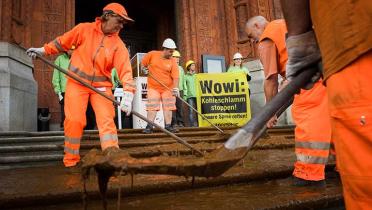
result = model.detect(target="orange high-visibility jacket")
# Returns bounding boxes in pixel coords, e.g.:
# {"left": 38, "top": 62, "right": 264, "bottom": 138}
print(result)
{"left": 259, "top": 19, "right": 288, "bottom": 75}
{"left": 310, "top": 0, "right": 372, "bottom": 80}
{"left": 44, "top": 18, "right": 135, "bottom": 92}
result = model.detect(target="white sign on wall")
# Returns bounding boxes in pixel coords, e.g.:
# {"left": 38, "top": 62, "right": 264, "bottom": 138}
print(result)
{"left": 132, "top": 77, "right": 164, "bottom": 128}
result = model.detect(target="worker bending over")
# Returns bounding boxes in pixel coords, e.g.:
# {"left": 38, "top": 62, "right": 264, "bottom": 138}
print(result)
{"left": 27, "top": 3, "right": 136, "bottom": 168}
{"left": 245, "top": 16, "right": 331, "bottom": 186}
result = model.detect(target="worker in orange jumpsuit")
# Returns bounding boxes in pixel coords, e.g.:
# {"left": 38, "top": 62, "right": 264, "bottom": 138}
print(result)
{"left": 26, "top": 3, "right": 136, "bottom": 168}
{"left": 245, "top": 16, "right": 331, "bottom": 186}
{"left": 279, "top": 0, "right": 372, "bottom": 208}
{"left": 141, "top": 38, "right": 179, "bottom": 134}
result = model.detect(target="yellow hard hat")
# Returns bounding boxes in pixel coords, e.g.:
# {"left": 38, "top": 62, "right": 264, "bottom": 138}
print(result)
{"left": 172, "top": 50, "right": 181, "bottom": 57}
{"left": 185, "top": 60, "right": 195, "bottom": 69}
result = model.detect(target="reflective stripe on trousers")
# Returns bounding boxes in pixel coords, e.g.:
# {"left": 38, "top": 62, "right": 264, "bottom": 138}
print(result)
{"left": 295, "top": 141, "right": 330, "bottom": 164}
{"left": 63, "top": 80, "right": 119, "bottom": 167}
{"left": 292, "top": 81, "right": 332, "bottom": 181}
{"left": 100, "top": 133, "right": 119, "bottom": 150}
{"left": 63, "top": 136, "right": 81, "bottom": 167}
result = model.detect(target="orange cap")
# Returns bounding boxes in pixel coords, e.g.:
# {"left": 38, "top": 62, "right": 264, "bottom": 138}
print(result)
{"left": 103, "top": 3, "right": 134, "bottom": 23}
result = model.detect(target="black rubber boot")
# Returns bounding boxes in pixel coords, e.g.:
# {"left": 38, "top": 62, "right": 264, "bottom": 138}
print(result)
{"left": 292, "top": 177, "right": 326, "bottom": 187}
{"left": 142, "top": 124, "right": 153, "bottom": 134}
{"left": 65, "top": 162, "right": 82, "bottom": 174}
{"left": 103, "top": 146, "right": 121, "bottom": 156}
{"left": 165, "top": 124, "right": 178, "bottom": 133}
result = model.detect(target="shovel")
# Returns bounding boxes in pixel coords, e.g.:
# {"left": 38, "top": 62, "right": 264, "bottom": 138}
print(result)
{"left": 22, "top": 47, "right": 204, "bottom": 157}
{"left": 80, "top": 64, "right": 320, "bottom": 178}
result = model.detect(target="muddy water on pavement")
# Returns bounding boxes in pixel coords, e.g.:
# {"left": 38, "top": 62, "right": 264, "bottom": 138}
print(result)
{"left": 17, "top": 175, "right": 343, "bottom": 210}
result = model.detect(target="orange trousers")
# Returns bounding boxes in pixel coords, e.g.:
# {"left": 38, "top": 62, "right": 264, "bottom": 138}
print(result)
{"left": 146, "top": 88, "right": 176, "bottom": 111}
{"left": 291, "top": 81, "right": 332, "bottom": 181}
{"left": 326, "top": 51, "right": 372, "bottom": 209}
{"left": 63, "top": 80, "right": 119, "bottom": 167}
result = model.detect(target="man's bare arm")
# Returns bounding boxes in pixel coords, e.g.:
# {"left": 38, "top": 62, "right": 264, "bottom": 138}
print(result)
{"left": 264, "top": 74, "right": 279, "bottom": 102}
{"left": 280, "top": 0, "right": 312, "bottom": 36}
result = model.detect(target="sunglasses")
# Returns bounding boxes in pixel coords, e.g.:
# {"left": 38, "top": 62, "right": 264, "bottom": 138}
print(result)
{"left": 110, "top": 14, "right": 126, "bottom": 24}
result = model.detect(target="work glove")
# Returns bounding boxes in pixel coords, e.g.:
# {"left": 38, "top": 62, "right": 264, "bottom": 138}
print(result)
{"left": 142, "top": 67, "right": 149, "bottom": 75}
{"left": 120, "top": 91, "right": 134, "bottom": 116}
{"left": 26, "top": 47, "right": 45, "bottom": 59}
{"left": 172, "top": 87, "right": 180, "bottom": 97}
{"left": 58, "top": 92, "right": 63, "bottom": 104}
{"left": 285, "top": 31, "right": 322, "bottom": 89}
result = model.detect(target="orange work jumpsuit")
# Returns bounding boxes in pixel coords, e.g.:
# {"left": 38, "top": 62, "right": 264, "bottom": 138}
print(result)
{"left": 258, "top": 20, "right": 331, "bottom": 181}
{"left": 44, "top": 18, "right": 135, "bottom": 167}
{"left": 311, "top": 0, "right": 372, "bottom": 208}
{"left": 141, "top": 51, "right": 179, "bottom": 111}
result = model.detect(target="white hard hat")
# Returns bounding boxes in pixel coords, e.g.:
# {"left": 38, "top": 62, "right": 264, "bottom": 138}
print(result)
{"left": 162, "top": 38, "right": 177, "bottom": 49}
{"left": 233, "top": 52, "right": 243, "bottom": 60}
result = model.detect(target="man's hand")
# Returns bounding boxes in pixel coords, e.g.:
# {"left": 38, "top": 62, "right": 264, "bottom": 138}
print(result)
{"left": 58, "top": 93, "right": 63, "bottom": 104}
{"left": 142, "top": 67, "right": 149, "bottom": 75}
{"left": 172, "top": 88, "right": 180, "bottom": 97}
{"left": 267, "top": 116, "right": 278, "bottom": 128}
{"left": 120, "top": 91, "right": 134, "bottom": 116}
{"left": 278, "top": 79, "right": 289, "bottom": 92}
{"left": 26, "top": 47, "right": 45, "bottom": 59}
{"left": 285, "top": 31, "right": 321, "bottom": 89}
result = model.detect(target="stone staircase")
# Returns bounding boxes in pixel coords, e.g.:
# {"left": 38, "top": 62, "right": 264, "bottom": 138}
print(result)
{"left": 0, "top": 132, "right": 65, "bottom": 169}
{"left": 0, "top": 128, "right": 225, "bottom": 169}
{"left": 0, "top": 126, "right": 294, "bottom": 170}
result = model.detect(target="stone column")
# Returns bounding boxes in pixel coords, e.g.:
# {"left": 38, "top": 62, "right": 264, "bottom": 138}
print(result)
{"left": 0, "top": 42, "right": 37, "bottom": 131}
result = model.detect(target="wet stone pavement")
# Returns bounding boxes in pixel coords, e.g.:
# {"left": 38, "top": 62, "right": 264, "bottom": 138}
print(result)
{"left": 11, "top": 175, "right": 343, "bottom": 210}
{"left": 0, "top": 148, "right": 343, "bottom": 210}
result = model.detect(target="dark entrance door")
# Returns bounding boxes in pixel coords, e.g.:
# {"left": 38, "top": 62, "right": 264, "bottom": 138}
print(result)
{"left": 75, "top": 0, "right": 176, "bottom": 57}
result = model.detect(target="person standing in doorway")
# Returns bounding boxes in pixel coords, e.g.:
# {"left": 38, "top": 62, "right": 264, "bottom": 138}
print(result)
{"left": 141, "top": 38, "right": 179, "bottom": 134}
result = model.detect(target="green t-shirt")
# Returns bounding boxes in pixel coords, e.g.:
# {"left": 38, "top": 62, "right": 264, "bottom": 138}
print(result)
{"left": 184, "top": 73, "right": 197, "bottom": 99}
{"left": 52, "top": 54, "right": 70, "bottom": 94}
{"left": 227, "top": 65, "right": 249, "bottom": 74}
{"left": 227, "top": 65, "right": 251, "bottom": 83}
{"left": 111, "top": 68, "right": 121, "bottom": 90}
{"left": 178, "top": 65, "right": 187, "bottom": 91}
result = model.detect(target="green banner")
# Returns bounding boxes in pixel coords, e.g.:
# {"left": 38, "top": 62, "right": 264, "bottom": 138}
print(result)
{"left": 195, "top": 72, "right": 251, "bottom": 127}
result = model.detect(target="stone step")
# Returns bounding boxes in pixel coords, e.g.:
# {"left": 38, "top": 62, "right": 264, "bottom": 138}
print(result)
{"left": 0, "top": 127, "right": 293, "bottom": 170}
{"left": 0, "top": 152, "right": 63, "bottom": 164}
{"left": 0, "top": 136, "right": 64, "bottom": 144}
{"left": 0, "top": 127, "right": 239, "bottom": 138}
{"left": 0, "top": 144, "right": 63, "bottom": 153}
{"left": 0, "top": 131, "right": 223, "bottom": 145}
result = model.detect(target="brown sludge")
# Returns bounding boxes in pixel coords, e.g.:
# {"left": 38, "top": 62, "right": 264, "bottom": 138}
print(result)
{"left": 82, "top": 146, "right": 247, "bottom": 179}
{"left": 81, "top": 144, "right": 247, "bottom": 207}
{"left": 80, "top": 130, "right": 293, "bottom": 207}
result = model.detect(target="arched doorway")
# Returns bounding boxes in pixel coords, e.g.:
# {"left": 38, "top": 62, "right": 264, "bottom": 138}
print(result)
{"left": 75, "top": 0, "right": 176, "bottom": 57}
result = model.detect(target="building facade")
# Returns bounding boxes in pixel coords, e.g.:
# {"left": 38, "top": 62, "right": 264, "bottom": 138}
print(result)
{"left": 0, "top": 0, "right": 282, "bottom": 127}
